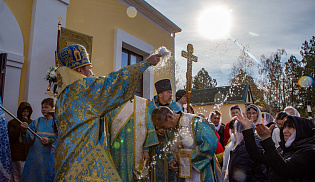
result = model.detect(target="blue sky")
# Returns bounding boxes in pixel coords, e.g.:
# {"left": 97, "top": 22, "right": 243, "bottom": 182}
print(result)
{"left": 145, "top": 0, "right": 315, "bottom": 88}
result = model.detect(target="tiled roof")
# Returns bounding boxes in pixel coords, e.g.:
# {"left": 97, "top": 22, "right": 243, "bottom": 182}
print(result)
{"left": 190, "top": 84, "right": 251, "bottom": 105}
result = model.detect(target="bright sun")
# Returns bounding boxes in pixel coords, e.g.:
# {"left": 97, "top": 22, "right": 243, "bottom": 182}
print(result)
{"left": 198, "top": 6, "right": 232, "bottom": 40}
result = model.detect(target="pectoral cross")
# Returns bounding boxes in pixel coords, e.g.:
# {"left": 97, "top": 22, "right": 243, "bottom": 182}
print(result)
{"left": 181, "top": 44, "right": 198, "bottom": 113}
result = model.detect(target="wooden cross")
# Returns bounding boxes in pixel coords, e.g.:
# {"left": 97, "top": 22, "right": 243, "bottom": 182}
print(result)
{"left": 181, "top": 44, "right": 198, "bottom": 113}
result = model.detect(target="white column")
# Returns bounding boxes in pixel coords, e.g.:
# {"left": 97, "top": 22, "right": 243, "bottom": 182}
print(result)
{"left": 25, "top": 0, "right": 69, "bottom": 118}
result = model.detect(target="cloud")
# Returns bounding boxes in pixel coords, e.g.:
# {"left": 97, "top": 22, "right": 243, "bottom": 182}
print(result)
{"left": 146, "top": 0, "right": 315, "bottom": 86}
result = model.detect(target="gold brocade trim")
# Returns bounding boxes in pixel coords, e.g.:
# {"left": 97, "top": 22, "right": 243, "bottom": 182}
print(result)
{"left": 74, "top": 62, "right": 92, "bottom": 70}
{"left": 133, "top": 96, "right": 148, "bottom": 179}
{"left": 191, "top": 116, "right": 197, "bottom": 147}
{"left": 37, "top": 132, "right": 56, "bottom": 136}
{"left": 171, "top": 113, "right": 196, "bottom": 179}
{"left": 109, "top": 102, "right": 127, "bottom": 129}
{"left": 63, "top": 143, "right": 122, "bottom": 182}
{"left": 110, "top": 101, "right": 134, "bottom": 147}
{"left": 200, "top": 170, "right": 203, "bottom": 182}
{"left": 177, "top": 149, "right": 193, "bottom": 178}
{"left": 178, "top": 149, "right": 194, "bottom": 157}
{"left": 147, "top": 129, "right": 156, "bottom": 132}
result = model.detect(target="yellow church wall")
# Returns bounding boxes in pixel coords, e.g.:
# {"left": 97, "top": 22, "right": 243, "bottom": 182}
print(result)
{"left": 4, "top": 0, "right": 33, "bottom": 103}
{"left": 65, "top": 0, "right": 176, "bottom": 93}
{"left": 192, "top": 103, "right": 246, "bottom": 124}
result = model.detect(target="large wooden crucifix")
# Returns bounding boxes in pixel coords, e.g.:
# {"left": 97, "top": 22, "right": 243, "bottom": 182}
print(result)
{"left": 181, "top": 44, "right": 198, "bottom": 113}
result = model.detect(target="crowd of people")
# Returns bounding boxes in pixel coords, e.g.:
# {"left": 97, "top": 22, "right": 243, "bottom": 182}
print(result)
{"left": 1, "top": 44, "right": 314, "bottom": 182}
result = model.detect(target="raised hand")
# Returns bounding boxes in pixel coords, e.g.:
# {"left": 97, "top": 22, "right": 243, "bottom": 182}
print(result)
{"left": 236, "top": 113, "right": 253, "bottom": 130}
{"left": 256, "top": 124, "right": 274, "bottom": 141}
{"left": 147, "top": 54, "right": 162, "bottom": 66}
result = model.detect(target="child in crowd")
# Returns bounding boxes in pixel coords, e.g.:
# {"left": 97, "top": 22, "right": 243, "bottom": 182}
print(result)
{"left": 7, "top": 102, "right": 33, "bottom": 182}
{"left": 20, "top": 98, "right": 56, "bottom": 182}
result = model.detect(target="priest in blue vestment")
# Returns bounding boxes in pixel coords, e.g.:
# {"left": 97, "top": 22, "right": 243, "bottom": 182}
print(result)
{"left": 147, "top": 79, "right": 182, "bottom": 182}
{"left": 53, "top": 44, "right": 161, "bottom": 181}
{"left": 151, "top": 106, "right": 219, "bottom": 182}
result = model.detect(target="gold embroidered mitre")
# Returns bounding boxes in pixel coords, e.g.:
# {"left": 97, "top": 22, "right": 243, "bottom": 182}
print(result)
{"left": 58, "top": 44, "right": 92, "bottom": 70}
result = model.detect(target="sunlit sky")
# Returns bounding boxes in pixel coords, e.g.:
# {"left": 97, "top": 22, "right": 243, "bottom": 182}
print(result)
{"left": 145, "top": 0, "right": 315, "bottom": 89}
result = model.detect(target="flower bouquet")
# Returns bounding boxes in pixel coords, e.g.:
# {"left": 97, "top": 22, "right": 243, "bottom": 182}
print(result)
{"left": 45, "top": 66, "right": 58, "bottom": 96}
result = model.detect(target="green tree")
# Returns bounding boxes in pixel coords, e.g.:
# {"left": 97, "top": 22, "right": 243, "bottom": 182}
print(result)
{"left": 229, "top": 47, "right": 266, "bottom": 107}
{"left": 192, "top": 68, "right": 217, "bottom": 89}
{"left": 230, "top": 69, "right": 266, "bottom": 108}
{"left": 283, "top": 55, "right": 303, "bottom": 107}
{"left": 259, "top": 49, "right": 286, "bottom": 115}
{"left": 299, "top": 36, "right": 315, "bottom": 116}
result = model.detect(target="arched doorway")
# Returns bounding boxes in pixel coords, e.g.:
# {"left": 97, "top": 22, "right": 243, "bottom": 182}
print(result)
{"left": 0, "top": 0, "right": 24, "bottom": 120}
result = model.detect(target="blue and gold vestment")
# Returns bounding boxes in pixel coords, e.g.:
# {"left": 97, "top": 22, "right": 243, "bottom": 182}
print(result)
{"left": 147, "top": 95, "right": 182, "bottom": 182}
{"left": 20, "top": 117, "right": 56, "bottom": 182}
{"left": 106, "top": 95, "right": 159, "bottom": 181}
{"left": 0, "top": 97, "right": 12, "bottom": 181}
{"left": 169, "top": 114, "right": 219, "bottom": 182}
{"left": 54, "top": 61, "right": 149, "bottom": 181}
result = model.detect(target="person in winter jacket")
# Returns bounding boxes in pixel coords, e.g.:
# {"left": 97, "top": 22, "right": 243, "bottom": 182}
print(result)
{"left": 7, "top": 102, "right": 33, "bottom": 182}
{"left": 227, "top": 119, "right": 268, "bottom": 182}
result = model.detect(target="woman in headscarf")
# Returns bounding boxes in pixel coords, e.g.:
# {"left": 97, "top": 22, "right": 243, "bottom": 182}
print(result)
{"left": 227, "top": 118, "right": 267, "bottom": 182}
{"left": 237, "top": 113, "right": 315, "bottom": 182}
{"left": 284, "top": 106, "right": 300, "bottom": 117}
{"left": 271, "top": 112, "right": 289, "bottom": 149}
{"left": 262, "top": 112, "right": 274, "bottom": 127}
{"left": 245, "top": 104, "right": 262, "bottom": 125}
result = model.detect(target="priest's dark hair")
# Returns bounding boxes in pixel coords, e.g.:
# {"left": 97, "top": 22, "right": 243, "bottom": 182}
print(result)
{"left": 151, "top": 106, "right": 173, "bottom": 123}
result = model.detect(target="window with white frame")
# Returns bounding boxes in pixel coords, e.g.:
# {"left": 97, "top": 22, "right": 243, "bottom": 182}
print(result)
{"left": 114, "top": 28, "right": 154, "bottom": 99}
{"left": 121, "top": 48, "right": 143, "bottom": 97}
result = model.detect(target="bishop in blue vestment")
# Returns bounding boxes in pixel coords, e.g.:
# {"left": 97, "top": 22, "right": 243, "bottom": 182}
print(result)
{"left": 53, "top": 44, "right": 161, "bottom": 181}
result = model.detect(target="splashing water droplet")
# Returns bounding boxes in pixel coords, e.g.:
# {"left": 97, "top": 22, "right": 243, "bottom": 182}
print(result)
{"left": 214, "top": 92, "right": 226, "bottom": 103}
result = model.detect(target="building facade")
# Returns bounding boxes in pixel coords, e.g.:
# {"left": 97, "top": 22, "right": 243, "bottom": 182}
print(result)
{"left": 0, "top": 0, "right": 181, "bottom": 118}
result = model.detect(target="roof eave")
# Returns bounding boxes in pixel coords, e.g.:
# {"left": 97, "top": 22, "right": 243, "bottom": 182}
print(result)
{"left": 192, "top": 100, "right": 247, "bottom": 106}
{"left": 119, "top": 0, "right": 182, "bottom": 34}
